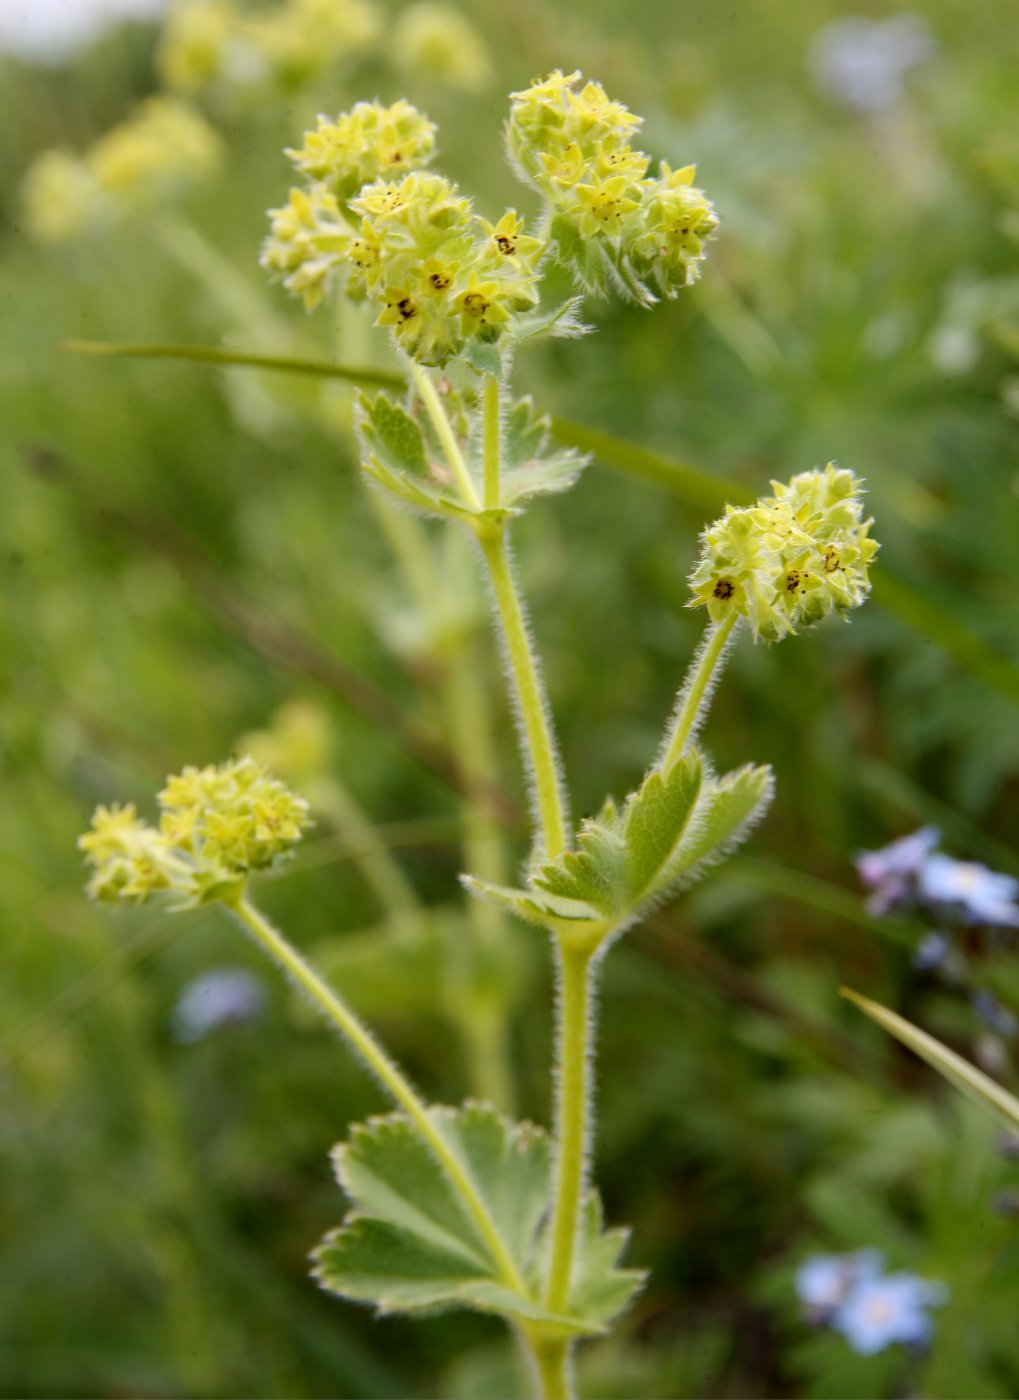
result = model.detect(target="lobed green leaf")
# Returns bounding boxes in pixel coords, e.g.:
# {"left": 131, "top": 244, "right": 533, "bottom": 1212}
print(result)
{"left": 313, "top": 1103, "right": 641, "bottom": 1332}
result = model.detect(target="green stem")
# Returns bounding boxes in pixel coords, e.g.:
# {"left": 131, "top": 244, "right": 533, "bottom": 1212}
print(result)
{"left": 522, "top": 1328, "right": 573, "bottom": 1400}
{"left": 660, "top": 612, "right": 738, "bottom": 772}
{"left": 409, "top": 362, "right": 482, "bottom": 511}
{"left": 479, "top": 526, "right": 569, "bottom": 860}
{"left": 544, "top": 944, "right": 594, "bottom": 1315}
{"left": 483, "top": 373, "right": 502, "bottom": 509}
{"left": 227, "top": 894, "right": 527, "bottom": 1296}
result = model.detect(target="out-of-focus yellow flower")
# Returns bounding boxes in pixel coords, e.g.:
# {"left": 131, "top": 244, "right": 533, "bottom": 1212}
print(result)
{"left": 81, "top": 759, "right": 312, "bottom": 909}
{"left": 21, "top": 151, "right": 100, "bottom": 245}
{"left": 87, "top": 97, "right": 224, "bottom": 203}
{"left": 391, "top": 2, "right": 493, "bottom": 93}
{"left": 157, "top": 0, "right": 239, "bottom": 94}
{"left": 240, "top": 701, "right": 337, "bottom": 787}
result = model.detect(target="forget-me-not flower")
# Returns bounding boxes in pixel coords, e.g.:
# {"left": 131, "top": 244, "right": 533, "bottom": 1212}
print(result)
{"left": 172, "top": 967, "right": 267, "bottom": 1043}
{"left": 918, "top": 854, "right": 1019, "bottom": 928}
{"left": 833, "top": 1270, "right": 948, "bottom": 1354}
{"left": 855, "top": 826, "right": 939, "bottom": 916}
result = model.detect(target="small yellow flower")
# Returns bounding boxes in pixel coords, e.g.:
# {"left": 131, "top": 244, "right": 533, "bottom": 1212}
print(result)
{"left": 21, "top": 150, "right": 100, "bottom": 245}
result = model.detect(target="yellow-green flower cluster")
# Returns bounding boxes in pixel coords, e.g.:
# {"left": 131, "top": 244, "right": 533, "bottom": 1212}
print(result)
{"left": 350, "top": 173, "right": 540, "bottom": 362}
{"left": 22, "top": 97, "right": 223, "bottom": 245}
{"left": 263, "top": 102, "right": 542, "bottom": 364}
{"left": 158, "top": 0, "right": 381, "bottom": 97}
{"left": 507, "top": 70, "right": 717, "bottom": 296}
{"left": 80, "top": 758, "right": 311, "bottom": 908}
{"left": 286, "top": 100, "right": 437, "bottom": 200}
{"left": 688, "top": 465, "right": 878, "bottom": 643}
{"left": 392, "top": 2, "right": 492, "bottom": 93}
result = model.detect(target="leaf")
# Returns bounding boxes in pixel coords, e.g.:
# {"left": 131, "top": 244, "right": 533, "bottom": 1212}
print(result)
{"left": 469, "top": 758, "right": 772, "bottom": 948}
{"left": 461, "top": 875, "right": 605, "bottom": 943}
{"left": 357, "top": 392, "right": 478, "bottom": 524}
{"left": 312, "top": 1103, "right": 640, "bottom": 1332}
{"left": 621, "top": 753, "right": 703, "bottom": 902}
{"left": 487, "top": 396, "right": 590, "bottom": 508}
{"left": 660, "top": 763, "right": 774, "bottom": 892}
{"left": 842, "top": 990, "right": 1019, "bottom": 1133}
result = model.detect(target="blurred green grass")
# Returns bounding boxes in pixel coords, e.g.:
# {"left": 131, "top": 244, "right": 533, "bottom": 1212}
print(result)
{"left": 2, "top": 2, "right": 1019, "bottom": 1396}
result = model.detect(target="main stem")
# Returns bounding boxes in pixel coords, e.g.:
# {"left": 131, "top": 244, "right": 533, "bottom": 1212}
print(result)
{"left": 545, "top": 943, "right": 594, "bottom": 1315}
{"left": 661, "top": 612, "right": 738, "bottom": 772}
{"left": 227, "top": 894, "right": 527, "bottom": 1297}
{"left": 480, "top": 527, "right": 569, "bottom": 860}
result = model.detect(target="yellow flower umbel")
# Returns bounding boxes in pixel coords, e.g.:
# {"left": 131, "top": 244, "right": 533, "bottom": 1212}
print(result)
{"left": 264, "top": 103, "right": 542, "bottom": 364}
{"left": 80, "top": 758, "right": 312, "bottom": 909}
{"left": 286, "top": 100, "right": 437, "bottom": 201}
{"left": 688, "top": 465, "right": 878, "bottom": 643}
{"left": 507, "top": 70, "right": 717, "bottom": 301}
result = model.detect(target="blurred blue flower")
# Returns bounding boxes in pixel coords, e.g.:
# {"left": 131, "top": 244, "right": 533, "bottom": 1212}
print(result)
{"left": 808, "top": 14, "right": 936, "bottom": 113}
{"left": 833, "top": 1271, "right": 948, "bottom": 1355}
{"left": 912, "top": 929, "right": 952, "bottom": 972}
{"left": 796, "top": 1249, "right": 882, "bottom": 1319}
{"left": 172, "top": 967, "right": 267, "bottom": 1043}
{"left": 972, "top": 990, "right": 1018, "bottom": 1039}
{"left": 918, "top": 854, "right": 1019, "bottom": 928}
{"left": 855, "top": 826, "right": 939, "bottom": 916}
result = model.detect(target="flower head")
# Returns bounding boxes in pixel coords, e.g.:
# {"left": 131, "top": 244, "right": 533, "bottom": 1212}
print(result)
{"left": 286, "top": 100, "right": 437, "bottom": 201}
{"left": 689, "top": 465, "right": 878, "bottom": 642}
{"left": 86, "top": 97, "right": 224, "bottom": 206}
{"left": 833, "top": 1271, "right": 947, "bottom": 1355}
{"left": 918, "top": 854, "right": 1019, "bottom": 928}
{"left": 797, "top": 1250, "right": 947, "bottom": 1355}
{"left": 855, "top": 825, "right": 940, "bottom": 916}
{"left": 796, "top": 1249, "right": 883, "bottom": 1320}
{"left": 80, "top": 759, "right": 312, "bottom": 910}
{"left": 507, "top": 69, "right": 717, "bottom": 298}
{"left": 172, "top": 967, "right": 267, "bottom": 1042}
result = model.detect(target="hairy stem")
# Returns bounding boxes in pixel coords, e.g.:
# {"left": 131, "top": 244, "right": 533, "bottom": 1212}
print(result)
{"left": 660, "top": 612, "right": 739, "bottom": 772}
{"left": 545, "top": 943, "right": 594, "bottom": 1315}
{"left": 409, "top": 361, "right": 482, "bottom": 510}
{"left": 479, "top": 526, "right": 569, "bottom": 860}
{"left": 483, "top": 372, "right": 502, "bottom": 509}
{"left": 227, "top": 894, "right": 527, "bottom": 1296}
{"left": 521, "top": 1328, "right": 573, "bottom": 1400}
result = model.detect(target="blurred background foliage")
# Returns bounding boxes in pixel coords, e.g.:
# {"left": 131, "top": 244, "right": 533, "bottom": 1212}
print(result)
{"left": 2, "top": 0, "right": 1019, "bottom": 1396}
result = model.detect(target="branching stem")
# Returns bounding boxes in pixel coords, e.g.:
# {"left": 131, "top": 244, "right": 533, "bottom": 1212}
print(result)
{"left": 409, "top": 361, "right": 482, "bottom": 510}
{"left": 227, "top": 894, "right": 527, "bottom": 1296}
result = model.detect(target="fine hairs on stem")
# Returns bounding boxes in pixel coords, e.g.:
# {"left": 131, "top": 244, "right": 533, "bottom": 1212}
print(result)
{"left": 476, "top": 526, "right": 571, "bottom": 862}
{"left": 657, "top": 613, "right": 740, "bottom": 772}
